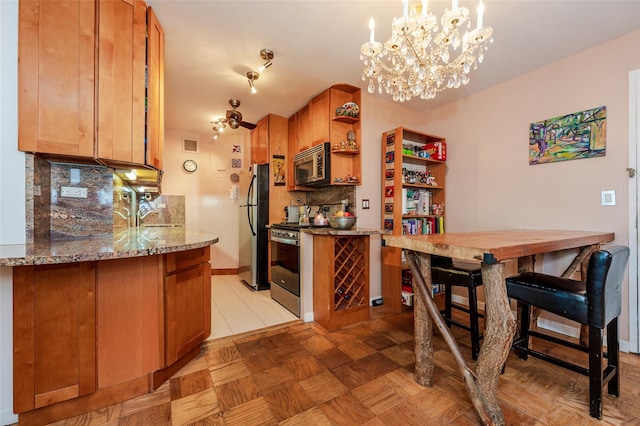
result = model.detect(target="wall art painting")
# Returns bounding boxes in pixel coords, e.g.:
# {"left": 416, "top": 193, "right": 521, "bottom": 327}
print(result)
{"left": 231, "top": 158, "right": 241, "bottom": 169}
{"left": 529, "top": 106, "right": 606, "bottom": 165}
{"left": 272, "top": 155, "right": 285, "bottom": 186}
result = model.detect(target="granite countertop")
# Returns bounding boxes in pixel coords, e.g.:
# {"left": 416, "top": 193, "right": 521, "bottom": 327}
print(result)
{"left": 300, "top": 227, "right": 381, "bottom": 236}
{"left": 0, "top": 227, "right": 219, "bottom": 267}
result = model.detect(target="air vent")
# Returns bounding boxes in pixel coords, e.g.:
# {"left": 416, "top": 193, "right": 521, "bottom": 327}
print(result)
{"left": 183, "top": 138, "right": 198, "bottom": 153}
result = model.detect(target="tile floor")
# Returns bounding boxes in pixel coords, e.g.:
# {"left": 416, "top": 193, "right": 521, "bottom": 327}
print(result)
{"left": 209, "top": 275, "right": 299, "bottom": 340}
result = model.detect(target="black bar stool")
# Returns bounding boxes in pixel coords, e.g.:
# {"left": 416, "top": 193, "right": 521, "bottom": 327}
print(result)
{"left": 431, "top": 256, "right": 484, "bottom": 360}
{"left": 505, "top": 246, "right": 629, "bottom": 420}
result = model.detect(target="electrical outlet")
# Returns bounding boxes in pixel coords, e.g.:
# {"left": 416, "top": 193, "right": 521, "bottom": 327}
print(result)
{"left": 157, "top": 203, "right": 166, "bottom": 209}
{"left": 61, "top": 186, "right": 88, "bottom": 198}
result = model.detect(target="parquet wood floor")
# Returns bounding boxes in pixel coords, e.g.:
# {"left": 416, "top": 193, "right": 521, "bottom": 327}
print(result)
{"left": 47, "top": 306, "right": 640, "bottom": 425}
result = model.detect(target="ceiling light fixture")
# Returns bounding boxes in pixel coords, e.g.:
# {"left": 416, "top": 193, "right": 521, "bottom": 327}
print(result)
{"left": 360, "top": 0, "right": 493, "bottom": 102}
{"left": 257, "top": 48, "right": 274, "bottom": 73}
{"left": 247, "top": 71, "right": 259, "bottom": 94}
{"left": 211, "top": 118, "right": 227, "bottom": 140}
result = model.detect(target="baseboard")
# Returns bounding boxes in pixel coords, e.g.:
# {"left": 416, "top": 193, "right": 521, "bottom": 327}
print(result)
{"left": 0, "top": 408, "right": 18, "bottom": 426}
{"left": 211, "top": 268, "right": 238, "bottom": 275}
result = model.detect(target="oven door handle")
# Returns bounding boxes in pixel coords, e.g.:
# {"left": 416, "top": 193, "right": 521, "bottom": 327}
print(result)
{"left": 271, "top": 235, "right": 299, "bottom": 246}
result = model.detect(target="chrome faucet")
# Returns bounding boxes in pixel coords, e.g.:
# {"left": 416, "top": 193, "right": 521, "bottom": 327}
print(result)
{"left": 114, "top": 206, "right": 131, "bottom": 227}
{"left": 136, "top": 202, "right": 159, "bottom": 227}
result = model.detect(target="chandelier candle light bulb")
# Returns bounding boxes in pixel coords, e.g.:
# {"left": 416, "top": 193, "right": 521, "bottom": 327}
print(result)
{"left": 369, "top": 17, "right": 375, "bottom": 43}
{"left": 477, "top": 1, "right": 484, "bottom": 29}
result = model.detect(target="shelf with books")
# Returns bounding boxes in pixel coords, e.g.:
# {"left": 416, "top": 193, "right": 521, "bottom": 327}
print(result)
{"left": 381, "top": 127, "right": 447, "bottom": 312}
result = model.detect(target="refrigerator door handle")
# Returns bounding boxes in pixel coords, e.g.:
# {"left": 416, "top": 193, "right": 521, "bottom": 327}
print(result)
{"left": 247, "top": 174, "right": 257, "bottom": 236}
{"left": 247, "top": 203, "right": 256, "bottom": 236}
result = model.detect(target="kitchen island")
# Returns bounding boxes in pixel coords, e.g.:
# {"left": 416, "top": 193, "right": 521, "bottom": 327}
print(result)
{"left": 1, "top": 228, "right": 218, "bottom": 425}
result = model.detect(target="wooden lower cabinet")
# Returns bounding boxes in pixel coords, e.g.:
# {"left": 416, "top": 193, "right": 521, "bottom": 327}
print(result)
{"left": 313, "top": 235, "right": 370, "bottom": 331}
{"left": 164, "top": 250, "right": 211, "bottom": 365}
{"left": 12, "top": 246, "right": 211, "bottom": 423}
{"left": 96, "top": 256, "right": 163, "bottom": 388}
{"left": 13, "top": 263, "right": 97, "bottom": 413}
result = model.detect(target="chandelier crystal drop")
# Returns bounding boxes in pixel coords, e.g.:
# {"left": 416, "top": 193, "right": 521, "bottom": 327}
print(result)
{"left": 360, "top": 0, "right": 493, "bottom": 102}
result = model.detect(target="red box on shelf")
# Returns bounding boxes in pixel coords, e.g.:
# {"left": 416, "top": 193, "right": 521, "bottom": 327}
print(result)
{"left": 422, "top": 141, "right": 446, "bottom": 161}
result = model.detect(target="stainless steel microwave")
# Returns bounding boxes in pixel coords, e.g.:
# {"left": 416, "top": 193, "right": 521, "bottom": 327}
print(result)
{"left": 294, "top": 142, "right": 331, "bottom": 186}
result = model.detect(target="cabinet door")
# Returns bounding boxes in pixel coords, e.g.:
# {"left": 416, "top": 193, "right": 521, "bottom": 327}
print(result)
{"left": 96, "top": 256, "right": 162, "bottom": 388}
{"left": 97, "top": 0, "right": 147, "bottom": 164}
{"left": 13, "top": 263, "right": 97, "bottom": 413}
{"left": 165, "top": 263, "right": 211, "bottom": 365}
{"left": 251, "top": 117, "right": 269, "bottom": 165}
{"left": 287, "top": 114, "right": 298, "bottom": 191}
{"left": 297, "top": 104, "right": 311, "bottom": 152}
{"left": 310, "top": 90, "right": 329, "bottom": 146}
{"left": 146, "top": 6, "right": 165, "bottom": 170}
{"left": 18, "top": 0, "right": 96, "bottom": 157}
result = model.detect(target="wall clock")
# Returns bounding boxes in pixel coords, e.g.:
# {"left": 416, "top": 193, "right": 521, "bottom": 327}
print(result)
{"left": 183, "top": 159, "right": 197, "bottom": 173}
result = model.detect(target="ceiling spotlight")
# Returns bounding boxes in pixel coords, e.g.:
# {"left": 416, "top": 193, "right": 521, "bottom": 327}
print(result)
{"left": 211, "top": 118, "right": 227, "bottom": 140}
{"left": 247, "top": 71, "right": 259, "bottom": 94}
{"left": 257, "top": 48, "right": 274, "bottom": 73}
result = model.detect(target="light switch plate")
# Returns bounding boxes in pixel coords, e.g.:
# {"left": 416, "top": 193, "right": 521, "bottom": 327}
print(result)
{"left": 601, "top": 190, "right": 616, "bottom": 206}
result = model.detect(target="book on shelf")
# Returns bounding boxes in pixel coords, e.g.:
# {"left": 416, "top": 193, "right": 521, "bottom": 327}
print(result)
{"left": 401, "top": 216, "right": 445, "bottom": 235}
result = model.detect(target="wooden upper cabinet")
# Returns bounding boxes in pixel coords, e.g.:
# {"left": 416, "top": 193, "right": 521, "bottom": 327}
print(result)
{"left": 18, "top": 0, "right": 96, "bottom": 158}
{"left": 310, "top": 90, "right": 329, "bottom": 146}
{"left": 96, "top": 0, "right": 147, "bottom": 165}
{"left": 146, "top": 6, "right": 165, "bottom": 170}
{"left": 297, "top": 104, "right": 311, "bottom": 152}
{"left": 287, "top": 114, "right": 298, "bottom": 191}
{"left": 251, "top": 116, "right": 269, "bottom": 165}
{"left": 18, "top": 0, "right": 164, "bottom": 170}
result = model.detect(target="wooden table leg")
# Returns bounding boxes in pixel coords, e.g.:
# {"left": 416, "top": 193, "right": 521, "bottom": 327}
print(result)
{"left": 475, "top": 262, "right": 517, "bottom": 425}
{"left": 412, "top": 252, "right": 434, "bottom": 387}
{"left": 407, "top": 252, "right": 502, "bottom": 425}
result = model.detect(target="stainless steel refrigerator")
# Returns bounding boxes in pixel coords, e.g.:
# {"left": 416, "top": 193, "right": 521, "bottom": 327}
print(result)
{"left": 238, "top": 163, "right": 270, "bottom": 290}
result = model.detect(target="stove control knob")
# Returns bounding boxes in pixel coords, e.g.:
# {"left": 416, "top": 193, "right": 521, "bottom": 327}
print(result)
{"left": 288, "top": 232, "right": 295, "bottom": 238}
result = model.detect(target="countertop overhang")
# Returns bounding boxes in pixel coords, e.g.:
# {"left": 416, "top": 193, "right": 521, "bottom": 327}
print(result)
{"left": 0, "top": 228, "right": 219, "bottom": 267}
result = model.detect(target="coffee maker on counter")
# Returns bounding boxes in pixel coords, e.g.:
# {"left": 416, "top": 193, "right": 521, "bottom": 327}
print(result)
{"left": 284, "top": 205, "right": 300, "bottom": 224}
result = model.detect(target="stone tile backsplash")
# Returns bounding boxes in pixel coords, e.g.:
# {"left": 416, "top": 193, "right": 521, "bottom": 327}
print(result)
{"left": 26, "top": 154, "right": 114, "bottom": 241}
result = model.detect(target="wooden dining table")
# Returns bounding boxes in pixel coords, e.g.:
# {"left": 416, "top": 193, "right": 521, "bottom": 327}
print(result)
{"left": 382, "top": 229, "right": 615, "bottom": 426}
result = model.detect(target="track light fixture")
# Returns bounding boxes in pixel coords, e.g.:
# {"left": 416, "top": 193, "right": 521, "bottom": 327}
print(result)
{"left": 247, "top": 71, "right": 259, "bottom": 94}
{"left": 257, "top": 48, "right": 274, "bottom": 73}
{"left": 211, "top": 118, "right": 227, "bottom": 140}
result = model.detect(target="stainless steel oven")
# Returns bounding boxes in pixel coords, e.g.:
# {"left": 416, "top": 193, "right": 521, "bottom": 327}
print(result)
{"left": 270, "top": 226, "right": 300, "bottom": 317}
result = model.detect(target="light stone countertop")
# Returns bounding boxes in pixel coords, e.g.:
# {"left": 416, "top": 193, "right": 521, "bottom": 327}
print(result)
{"left": 0, "top": 227, "right": 219, "bottom": 267}
{"left": 300, "top": 227, "right": 381, "bottom": 236}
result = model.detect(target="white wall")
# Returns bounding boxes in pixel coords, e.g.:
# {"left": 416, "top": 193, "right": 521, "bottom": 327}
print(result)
{"left": 0, "top": 1, "right": 22, "bottom": 423}
{"left": 420, "top": 30, "right": 640, "bottom": 341}
{"left": 161, "top": 128, "right": 251, "bottom": 269}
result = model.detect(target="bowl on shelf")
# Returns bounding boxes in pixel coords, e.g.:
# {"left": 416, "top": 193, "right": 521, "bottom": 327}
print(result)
{"left": 328, "top": 216, "right": 357, "bottom": 230}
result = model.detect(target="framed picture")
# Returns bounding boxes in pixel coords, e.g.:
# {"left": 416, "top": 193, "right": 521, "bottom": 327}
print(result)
{"left": 231, "top": 158, "right": 241, "bottom": 169}
{"left": 232, "top": 144, "right": 241, "bottom": 154}
{"left": 529, "top": 106, "right": 606, "bottom": 165}
{"left": 272, "top": 155, "right": 285, "bottom": 186}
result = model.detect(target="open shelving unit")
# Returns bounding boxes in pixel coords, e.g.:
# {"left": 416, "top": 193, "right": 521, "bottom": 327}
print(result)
{"left": 381, "top": 127, "right": 447, "bottom": 311}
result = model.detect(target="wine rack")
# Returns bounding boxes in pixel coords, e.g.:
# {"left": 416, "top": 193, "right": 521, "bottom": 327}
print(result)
{"left": 313, "top": 235, "right": 370, "bottom": 331}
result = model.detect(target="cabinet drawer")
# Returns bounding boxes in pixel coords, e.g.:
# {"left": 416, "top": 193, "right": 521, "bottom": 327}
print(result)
{"left": 164, "top": 246, "right": 210, "bottom": 274}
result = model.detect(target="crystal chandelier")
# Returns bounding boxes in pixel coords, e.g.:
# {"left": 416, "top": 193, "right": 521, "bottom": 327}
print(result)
{"left": 360, "top": 0, "right": 493, "bottom": 102}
